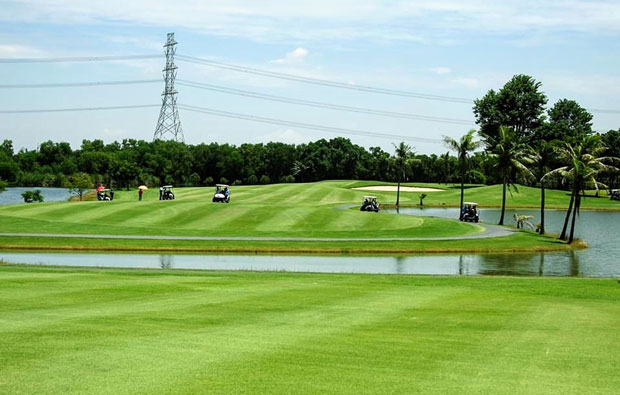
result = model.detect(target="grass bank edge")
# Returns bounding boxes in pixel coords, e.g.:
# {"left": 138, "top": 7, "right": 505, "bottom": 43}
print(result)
{"left": 0, "top": 232, "right": 583, "bottom": 255}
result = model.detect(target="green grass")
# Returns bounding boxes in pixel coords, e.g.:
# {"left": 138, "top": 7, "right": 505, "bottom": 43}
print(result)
{"left": 0, "top": 180, "right": 588, "bottom": 253}
{"left": 0, "top": 231, "right": 576, "bottom": 254}
{"left": 347, "top": 180, "right": 620, "bottom": 210}
{"left": 1, "top": 265, "right": 618, "bottom": 394}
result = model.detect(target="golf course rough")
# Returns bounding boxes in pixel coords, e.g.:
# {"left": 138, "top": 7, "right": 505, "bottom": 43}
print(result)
{"left": 0, "top": 266, "right": 618, "bottom": 394}
{"left": 0, "top": 181, "right": 585, "bottom": 253}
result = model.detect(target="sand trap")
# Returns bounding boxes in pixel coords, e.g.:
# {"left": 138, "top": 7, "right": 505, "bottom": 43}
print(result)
{"left": 353, "top": 186, "right": 443, "bottom": 192}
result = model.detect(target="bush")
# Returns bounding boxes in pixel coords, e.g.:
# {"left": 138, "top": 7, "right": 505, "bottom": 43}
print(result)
{"left": 246, "top": 174, "right": 258, "bottom": 185}
{"left": 232, "top": 179, "right": 242, "bottom": 186}
{"left": 279, "top": 175, "right": 295, "bottom": 183}
{"left": 204, "top": 176, "right": 214, "bottom": 186}
{"left": 187, "top": 172, "right": 201, "bottom": 186}
{"left": 219, "top": 177, "right": 229, "bottom": 185}
{"left": 259, "top": 175, "right": 270, "bottom": 185}
{"left": 22, "top": 189, "right": 44, "bottom": 203}
{"left": 0, "top": 178, "right": 7, "bottom": 192}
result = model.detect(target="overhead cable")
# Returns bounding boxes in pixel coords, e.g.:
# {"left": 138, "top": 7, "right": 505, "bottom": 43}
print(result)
{"left": 0, "top": 54, "right": 161, "bottom": 63}
{"left": 0, "top": 104, "right": 160, "bottom": 114}
{"left": 177, "top": 79, "right": 474, "bottom": 125}
{"left": 176, "top": 55, "right": 473, "bottom": 104}
{"left": 178, "top": 103, "right": 442, "bottom": 143}
{"left": 0, "top": 80, "right": 160, "bottom": 89}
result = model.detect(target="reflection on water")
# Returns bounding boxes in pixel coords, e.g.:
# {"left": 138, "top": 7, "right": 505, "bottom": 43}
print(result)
{"left": 0, "top": 249, "right": 613, "bottom": 277}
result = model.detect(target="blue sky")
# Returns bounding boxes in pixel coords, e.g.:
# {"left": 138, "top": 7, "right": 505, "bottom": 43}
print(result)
{"left": 1, "top": 0, "right": 619, "bottom": 154}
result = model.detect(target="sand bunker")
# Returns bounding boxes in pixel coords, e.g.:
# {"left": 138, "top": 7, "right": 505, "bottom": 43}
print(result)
{"left": 353, "top": 186, "right": 443, "bottom": 192}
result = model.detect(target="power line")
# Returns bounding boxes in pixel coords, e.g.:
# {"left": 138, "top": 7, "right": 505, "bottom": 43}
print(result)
{"left": 0, "top": 104, "right": 160, "bottom": 114}
{"left": 0, "top": 80, "right": 160, "bottom": 89}
{"left": 176, "top": 55, "right": 473, "bottom": 104}
{"left": 178, "top": 103, "right": 442, "bottom": 143}
{"left": 0, "top": 54, "right": 161, "bottom": 63}
{"left": 177, "top": 79, "right": 474, "bottom": 125}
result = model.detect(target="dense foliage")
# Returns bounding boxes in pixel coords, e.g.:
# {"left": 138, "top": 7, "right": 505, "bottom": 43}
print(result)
{"left": 0, "top": 74, "right": 618, "bottom": 192}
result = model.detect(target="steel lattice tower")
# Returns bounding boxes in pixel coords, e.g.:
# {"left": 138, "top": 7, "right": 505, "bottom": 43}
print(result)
{"left": 154, "top": 33, "right": 183, "bottom": 141}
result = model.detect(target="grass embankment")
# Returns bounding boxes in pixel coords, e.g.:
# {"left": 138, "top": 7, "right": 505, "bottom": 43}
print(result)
{"left": 0, "top": 181, "right": 581, "bottom": 253}
{"left": 1, "top": 266, "right": 618, "bottom": 394}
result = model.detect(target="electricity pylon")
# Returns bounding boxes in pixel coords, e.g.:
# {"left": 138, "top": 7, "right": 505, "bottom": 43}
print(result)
{"left": 154, "top": 33, "right": 183, "bottom": 141}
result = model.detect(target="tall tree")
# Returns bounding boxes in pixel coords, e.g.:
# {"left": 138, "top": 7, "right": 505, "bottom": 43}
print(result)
{"left": 480, "top": 126, "right": 534, "bottom": 225}
{"left": 532, "top": 141, "right": 555, "bottom": 235}
{"left": 474, "top": 74, "right": 548, "bottom": 142}
{"left": 443, "top": 129, "right": 482, "bottom": 220}
{"left": 535, "top": 100, "right": 594, "bottom": 145}
{"left": 547, "top": 136, "right": 618, "bottom": 242}
{"left": 393, "top": 142, "right": 415, "bottom": 207}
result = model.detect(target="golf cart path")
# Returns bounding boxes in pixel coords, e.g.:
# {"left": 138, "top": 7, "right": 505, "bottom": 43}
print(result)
{"left": 0, "top": 224, "right": 514, "bottom": 242}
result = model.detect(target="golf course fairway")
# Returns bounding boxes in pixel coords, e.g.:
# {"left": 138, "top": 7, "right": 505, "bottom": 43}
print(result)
{"left": 0, "top": 181, "right": 585, "bottom": 253}
{"left": 0, "top": 266, "right": 618, "bottom": 394}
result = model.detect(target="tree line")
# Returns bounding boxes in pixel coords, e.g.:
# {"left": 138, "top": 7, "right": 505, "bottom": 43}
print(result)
{"left": 0, "top": 74, "right": 618, "bottom": 199}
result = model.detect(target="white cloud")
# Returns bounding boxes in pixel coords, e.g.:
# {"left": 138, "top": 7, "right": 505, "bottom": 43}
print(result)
{"left": 1, "top": 1, "right": 619, "bottom": 43}
{"left": 261, "top": 128, "right": 309, "bottom": 144}
{"left": 430, "top": 66, "right": 451, "bottom": 75}
{"left": 451, "top": 77, "right": 480, "bottom": 89}
{"left": 271, "top": 48, "right": 309, "bottom": 64}
{"left": 0, "top": 44, "right": 45, "bottom": 58}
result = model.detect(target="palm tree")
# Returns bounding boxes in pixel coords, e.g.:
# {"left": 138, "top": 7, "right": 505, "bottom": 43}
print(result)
{"left": 532, "top": 140, "right": 555, "bottom": 235}
{"left": 393, "top": 142, "right": 415, "bottom": 207}
{"left": 443, "top": 129, "right": 482, "bottom": 220}
{"left": 480, "top": 126, "right": 534, "bottom": 225}
{"left": 546, "top": 136, "right": 618, "bottom": 242}
{"left": 291, "top": 160, "right": 310, "bottom": 183}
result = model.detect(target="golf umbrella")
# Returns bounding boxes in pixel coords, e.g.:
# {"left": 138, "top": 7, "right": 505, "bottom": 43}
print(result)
{"left": 96, "top": 185, "right": 105, "bottom": 192}
{"left": 138, "top": 185, "right": 148, "bottom": 190}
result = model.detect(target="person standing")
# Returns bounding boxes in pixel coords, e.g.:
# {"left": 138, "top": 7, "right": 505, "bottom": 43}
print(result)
{"left": 138, "top": 188, "right": 143, "bottom": 201}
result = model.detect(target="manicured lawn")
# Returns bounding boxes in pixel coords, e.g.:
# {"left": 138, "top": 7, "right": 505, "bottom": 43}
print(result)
{"left": 0, "top": 182, "right": 481, "bottom": 238}
{"left": 1, "top": 266, "right": 618, "bottom": 394}
{"left": 347, "top": 180, "right": 620, "bottom": 210}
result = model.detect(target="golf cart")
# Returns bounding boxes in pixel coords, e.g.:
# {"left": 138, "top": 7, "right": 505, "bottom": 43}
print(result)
{"left": 159, "top": 185, "right": 175, "bottom": 200}
{"left": 96, "top": 188, "right": 114, "bottom": 201}
{"left": 360, "top": 195, "right": 379, "bottom": 212}
{"left": 610, "top": 189, "right": 620, "bottom": 201}
{"left": 461, "top": 202, "right": 479, "bottom": 222}
{"left": 212, "top": 184, "right": 230, "bottom": 203}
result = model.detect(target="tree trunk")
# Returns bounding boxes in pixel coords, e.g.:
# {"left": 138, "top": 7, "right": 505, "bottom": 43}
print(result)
{"left": 499, "top": 181, "right": 507, "bottom": 225}
{"left": 459, "top": 172, "right": 465, "bottom": 221}
{"left": 539, "top": 182, "right": 545, "bottom": 235}
{"left": 568, "top": 194, "right": 581, "bottom": 243}
{"left": 560, "top": 192, "right": 575, "bottom": 240}
{"left": 396, "top": 181, "right": 401, "bottom": 207}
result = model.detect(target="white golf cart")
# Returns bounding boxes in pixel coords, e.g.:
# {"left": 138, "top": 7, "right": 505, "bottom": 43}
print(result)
{"left": 610, "top": 189, "right": 620, "bottom": 201}
{"left": 159, "top": 185, "right": 175, "bottom": 200}
{"left": 461, "top": 202, "right": 479, "bottom": 222}
{"left": 360, "top": 195, "right": 379, "bottom": 212}
{"left": 212, "top": 184, "right": 230, "bottom": 203}
{"left": 96, "top": 188, "right": 114, "bottom": 201}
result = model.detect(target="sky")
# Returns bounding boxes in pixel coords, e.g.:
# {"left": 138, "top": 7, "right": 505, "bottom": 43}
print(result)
{"left": 1, "top": 0, "right": 619, "bottom": 154}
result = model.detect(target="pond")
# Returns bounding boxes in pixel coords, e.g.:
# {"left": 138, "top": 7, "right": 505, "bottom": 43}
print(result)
{"left": 0, "top": 250, "right": 599, "bottom": 277}
{"left": 0, "top": 187, "right": 76, "bottom": 205}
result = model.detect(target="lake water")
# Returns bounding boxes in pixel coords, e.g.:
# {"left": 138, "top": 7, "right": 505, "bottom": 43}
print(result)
{"left": 0, "top": 187, "right": 76, "bottom": 205}
{"left": 1, "top": 206, "right": 619, "bottom": 277}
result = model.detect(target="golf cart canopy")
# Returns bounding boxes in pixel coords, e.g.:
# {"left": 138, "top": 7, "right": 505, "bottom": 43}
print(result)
{"left": 363, "top": 195, "right": 377, "bottom": 199}
{"left": 162, "top": 185, "right": 173, "bottom": 188}
{"left": 216, "top": 184, "right": 229, "bottom": 188}
{"left": 463, "top": 202, "right": 478, "bottom": 207}
{"left": 98, "top": 188, "right": 111, "bottom": 192}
